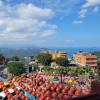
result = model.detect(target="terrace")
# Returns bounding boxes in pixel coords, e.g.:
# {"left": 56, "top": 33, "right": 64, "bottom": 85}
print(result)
{"left": 0, "top": 72, "right": 100, "bottom": 100}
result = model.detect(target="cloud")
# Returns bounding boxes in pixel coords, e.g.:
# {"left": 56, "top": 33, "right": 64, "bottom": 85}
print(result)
{"left": 64, "top": 39, "right": 75, "bottom": 42}
{"left": 3, "top": 0, "right": 81, "bottom": 16}
{"left": 73, "top": 20, "right": 83, "bottom": 24}
{"left": 17, "top": 4, "right": 54, "bottom": 19}
{"left": 75, "top": 0, "right": 100, "bottom": 23}
{"left": 0, "top": 2, "right": 57, "bottom": 44}
{"left": 79, "top": 9, "right": 88, "bottom": 18}
{"left": 41, "top": 0, "right": 80, "bottom": 14}
{"left": 82, "top": 0, "right": 100, "bottom": 8}
{"left": 93, "top": 7, "right": 99, "bottom": 13}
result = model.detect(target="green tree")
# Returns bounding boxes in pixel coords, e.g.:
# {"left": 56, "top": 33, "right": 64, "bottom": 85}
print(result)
{"left": 7, "top": 61, "right": 25, "bottom": 76}
{"left": 0, "top": 54, "right": 5, "bottom": 65}
{"left": 42, "top": 66, "right": 54, "bottom": 73}
{"left": 37, "top": 53, "right": 52, "bottom": 66}
{"left": 5, "top": 58, "right": 10, "bottom": 65}
{"left": 10, "top": 56, "right": 20, "bottom": 61}
{"left": 56, "top": 57, "right": 69, "bottom": 66}
{"left": 97, "top": 61, "right": 100, "bottom": 79}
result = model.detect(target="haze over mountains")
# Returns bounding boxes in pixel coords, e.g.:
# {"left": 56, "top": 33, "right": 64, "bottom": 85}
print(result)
{"left": 0, "top": 47, "right": 100, "bottom": 58}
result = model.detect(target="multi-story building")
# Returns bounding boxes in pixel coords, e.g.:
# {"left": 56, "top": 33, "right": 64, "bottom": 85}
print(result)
{"left": 52, "top": 51, "right": 67, "bottom": 60}
{"left": 40, "top": 50, "right": 67, "bottom": 60}
{"left": 73, "top": 52, "right": 97, "bottom": 68}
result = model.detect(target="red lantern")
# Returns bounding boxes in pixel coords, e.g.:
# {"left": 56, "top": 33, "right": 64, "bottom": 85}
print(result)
{"left": 26, "top": 87, "right": 29, "bottom": 92}
{"left": 16, "top": 90, "right": 20, "bottom": 94}
{"left": 63, "top": 95, "right": 71, "bottom": 100}
{"left": 59, "top": 84, "right": 63, "bottom": 89}
{"left": 54, "top": 83, "right": 58, "bottom": 87}
{"left": 41, "top": 90, "right": 46, "bottom": 94}
{"left": 21, "top": 95, "right": 25, "bottom": 100}
{"left": 68, "top": 90, "right": 73, "bottom": 96}
{"left": 39, "top": 81, "right": 43, "bottom": 85}
{"left": 34, "top": 86, "right": 38, "bottom": 90}
{"left": 56, "top": 88, "right": 61, "bottom": 93}
{"left": 43, "top": 78, "right": 46, "bottom": 82}
{"left": 70, "top": 87, "right": 75, "bottom": 92}
{"left": 64, "top": 86, "right": 68, "bottom": 90}
{"left": 45, "top": 91, "right": 51, "bottom": 96}
{"left": 75, "top": 91, "right": 81, "bottom": 97}
{"left": 77, "top": 88, "right": 82, "bottom": 92}
{"left": 58, "top": 93, "right": 63, "bottom": 99}
{"left": 42, "top": 83, "right": 46, "bottom": 87}
{"left": 40, "top": 95, "right": 45, "bottom": 100}
{"left": 45, "top": 97, "right": 51, "bottom": 100}
{"left": 50, "top": 87, "right": 55, "bottom": 91}
{"left": 28, "top": 89, "right": 32, "bottom": 94}
{"left": 62, "top": 89, "right": 67, "bottom": 94}
{"left": 52, "top": 98, "right": 56, "bottom": 100}
{"left": 32, "top": 92, "right": 36, "bottom": 96}
{"left": 25, "top": 97, "right": 30, "bottom": 100}
{"left": 36, "top": 80, "right": 39, "bottom": 84}
{"left": 36, "top": 93, "right": 41, "bottom": 98}
{"left": 49, "top": 81, "right": 53, "bottom": 85}
{"left": 37, "top": 87, "right": 42, "bottom": 92}
{"left": 10, "top": 97, "right": 15, "bottom": 100}
{"left": 8, "top": 94, "right": 11, "bottom": 99}
{"left": 84, "top": 89, "right": 91, "bottom": 95}
{"left": 19, "top": 93, "right": 22, "bottom": 97}
{"left": 46, "top": 85, "right": 50, "bottom": 90}
{"left": 51, "top": 92, "right": 57, "bottom": 98}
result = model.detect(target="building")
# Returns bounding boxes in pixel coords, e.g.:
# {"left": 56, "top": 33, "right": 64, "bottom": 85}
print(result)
{"left": 40, "top": 49, "right": 52, "bottom": 54}
{"left": 52, "top": 51, "right": 67, "bottom": 60}
{"left": 24, "top": 56, "right": 35, "bottom": 64}
{"left": 40, "top": 50, "right": 67, "bottom": 60}
{"left": 73, "top": 52, "right": 97, "bottom": 68}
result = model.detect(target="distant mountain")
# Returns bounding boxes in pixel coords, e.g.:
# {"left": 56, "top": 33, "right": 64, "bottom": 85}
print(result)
{"left": 0, "top": 47, "right": 100, "bottom": 58}
{"left": 0, "top": 48, "right": 41, "bottom": 58}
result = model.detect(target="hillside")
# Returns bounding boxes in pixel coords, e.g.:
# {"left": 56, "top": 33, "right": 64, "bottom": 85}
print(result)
{"left": 0, "top": 48, "right": 40, "bottom": 58}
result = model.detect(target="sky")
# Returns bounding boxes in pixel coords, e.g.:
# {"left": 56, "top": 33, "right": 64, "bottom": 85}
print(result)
{"left": 0, "top": 0, "right": 100, "bottom": 48}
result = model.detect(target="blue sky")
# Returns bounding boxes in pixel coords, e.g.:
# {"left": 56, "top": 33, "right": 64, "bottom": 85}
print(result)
{"left": 0, "top": 0, "right": 100, "bottom": 48}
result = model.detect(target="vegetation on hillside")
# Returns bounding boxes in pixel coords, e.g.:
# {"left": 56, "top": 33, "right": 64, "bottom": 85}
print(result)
{"left": 94, "top": 52, "right": 100, "bottom": 61}
{"left": 0, "top": 54, "right": 5, "bottom": 65}
{"left": 10, "top": 56, "right": 20, "bottom": 61}
{"left": 56, "top": 57, "right": 69, "bottom": 66}
{"left": 7, "top": 61, "right": 25, "bottom": 76}
{"left": 0, "top": 48, "right": 40, "bottom": 58}
{"left": 36, "top": 53, "right": 52, "bottom": 66}
{"left": 42, "top": 66, "right": 96, "bottom": 76}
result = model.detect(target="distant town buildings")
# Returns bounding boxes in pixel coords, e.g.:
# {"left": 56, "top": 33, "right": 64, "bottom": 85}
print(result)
{"left": 40, "top": 50, "right": 67, "bottom": 60}
{"left": 52, "top": 51, "right": 67, "bottom": 60}
{"left": 24, "top": 56, "right": 35, "bottom": 64}
{"left": 73, "top": 51, "right": 97, "bottom": 68}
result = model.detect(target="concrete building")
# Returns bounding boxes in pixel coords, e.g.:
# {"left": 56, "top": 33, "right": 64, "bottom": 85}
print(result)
{"left": 52, "top": 51, "right": 67, "bottom": 60}
{"left": 40, "top": 50, "right": 67, "bottom": 60}
{"left": 73, "top": 52, "right": 97, "bottom": 68}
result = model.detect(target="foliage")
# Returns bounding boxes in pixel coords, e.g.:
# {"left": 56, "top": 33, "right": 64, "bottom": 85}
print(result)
{"left": 56, "top": 57, "right": 69, "bottom": 66}
{"left": 5, "top": 58, "right": 10, "bottom": 65}
{"left": 42, "top": 66, "right": 96, "bottom": 76}
{"left": 36, "top": 53, "right": 52, "bottom": 66}
{"left": 7, "top": 61, "right": 25, "bottom": 76}
{"left": 42, "top": 66, "right": 54, "bottom": 73}
{"left": 97, "top": 62, "right": 100, "bottom": 79}
{"left": 94, "top": 52, "right": 100, "bottom": 58}
{"left": 10, "top": 56, "right": 20, "bottom": 61}
{"left": 55, "top": 67, "right": 68, "bottom": 74}
{"left": 0, "top": 54, "right": 5, "bottom": 64}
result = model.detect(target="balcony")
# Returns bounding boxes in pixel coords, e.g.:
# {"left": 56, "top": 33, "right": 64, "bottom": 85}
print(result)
{"left": 86, "top": 60, "right": 97, "bottom": 63}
